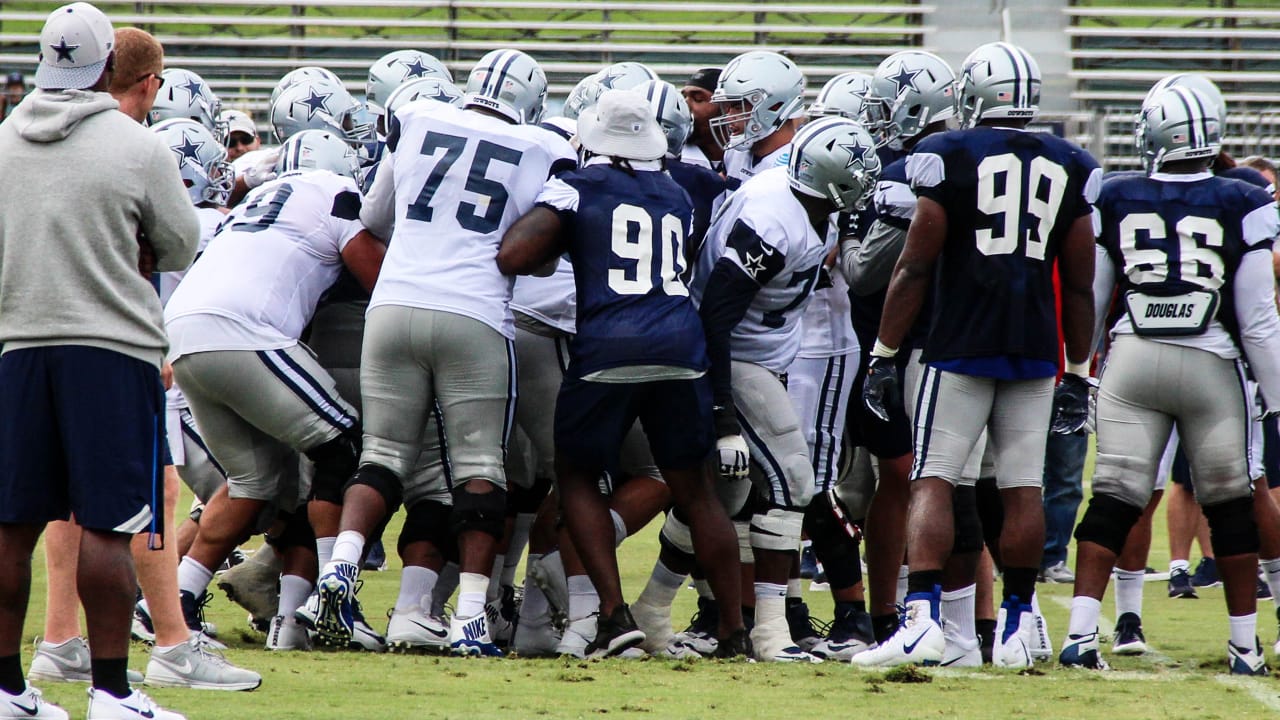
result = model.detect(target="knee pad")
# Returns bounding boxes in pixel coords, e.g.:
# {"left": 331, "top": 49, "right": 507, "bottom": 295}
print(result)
{"left": 398, "top": 500, "right": 457, "bottom": 559}
{"left": 267, "top": 509, "right": 316, "bottom": 551}
{"left": 803, "top": 489, "right": 862, "bottom": 589}
{"left": 974, "top": 476, "right": 1003, "bottom": 551}
{"left": 734, "top": 520, "right": 753, "bottom": 564}
{"left": 952, "top": 485, "right": 984, "bottom": 555}
{"left": 1073, "top": 494, "right": 1144, "bottom": 555}
{"left": 1203, "top": 496, "right": 1259, "bottom": 557}
{"left": 750, "top": 507, "right": 804, "bottom": 553}
{"left": 659, "top": 511, "right": 695, "bottom": 556}
{"left": 509, "top": 474, "right": 552, "bottom": 516}
{"left": 343, "top": 463, "right": 403, "bottom": 511}
{"left": 308, "top": 432, "right": 361, "bottom": 504}
{"left": 449, "top": 485, "right": 507, "bottom": 540}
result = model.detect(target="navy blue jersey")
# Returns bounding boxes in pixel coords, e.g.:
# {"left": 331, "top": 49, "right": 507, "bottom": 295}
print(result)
{"left": 909, "top": 127, "right": 1101, "bottom": 369}
{"left": 1096, "top": 171, "right": 1276, "bottom": 343}
{"left": 536, "top": 162, "right": 708, "bottom": 377}
{"left": 667, "top": 157, "right": 729, "bottom": 269}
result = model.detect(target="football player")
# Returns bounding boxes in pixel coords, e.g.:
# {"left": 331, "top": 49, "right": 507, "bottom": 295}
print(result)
{"left": 148, "top": 67, "right": 227, "bottom": 144}
{"left": 1060, "top": 86, "right": 1280, "bottom": 675}
{"left": 693, "top": 116, "right": 881, "bottom": 661}
{"left": 314, "top": 49, "right": 574, "bottom": 657}
{"left": 856, "top": 42, "right": 1099, "bottom": 668}
{"left": 711, "top": 50, "right": 805, "bottom": 185}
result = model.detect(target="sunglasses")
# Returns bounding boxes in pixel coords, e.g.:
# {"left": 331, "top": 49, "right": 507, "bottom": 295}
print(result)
{"left": 135, "top": 72, "right": 165, "bottom": 89}
{"left": 228, "top": 132, "right": 256, "bottom": 148}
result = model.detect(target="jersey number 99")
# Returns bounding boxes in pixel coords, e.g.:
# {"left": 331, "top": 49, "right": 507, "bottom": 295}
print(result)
{"left": 976, "top": 153, "right": 1068, "bottom": 260}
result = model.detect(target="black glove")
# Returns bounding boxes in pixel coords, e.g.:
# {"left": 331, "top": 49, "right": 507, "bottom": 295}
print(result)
{"left": 1051, "top": 373, "right": 1093, "bottom": 435}
{"left": 862, "top": 356, "right": 900, "bottom": 423}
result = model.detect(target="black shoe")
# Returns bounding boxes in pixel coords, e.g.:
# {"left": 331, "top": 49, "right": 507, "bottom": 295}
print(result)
{"left": 1167, "top": 568, "right": 1198, "bottom": 599}
{"left": 872, "top": 613, "right": 900, "bottom": 645}
{"left": 1258, "top": 574, "right": 1273, "bottom": 600}
{"left": 585, "top": 605, "right": 645, "bottom": 658}
{"left": 1190, "top": 557, "right": 1221, "bottom": 588}
{"left": 1112, "top": 612, "right": 1147, "bottom": 655}
{"left": 977, "top": 618, "right": 996, "bottom": 665}
{"left": 179, "top": 589, "right": 207, "bottom": 633}
{"left": 682, "top": 596, "right": 719, "bottom": 636}
{"left": 713, "top": 628, "right": 753, "bottom": 659}
{"left": 799, "top": 546, "right": 820, "bottom": 579}
{"left": 785, "top": 599, "right": 824, "bottom": 652}
{"left": 362, "top": 539, "right": 387, "bottom": 572}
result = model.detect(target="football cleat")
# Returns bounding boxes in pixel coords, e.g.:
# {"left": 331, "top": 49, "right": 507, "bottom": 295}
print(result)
{"left": 131, "top": 601, "right": 155, "bottom": 644}
{"left": 668, "top": 596, "right": 719, "bottom": 657}
{"left": 1167, "top": 567, "right": 1198, "bottom": 599}
{"left": 86, "top": 688, "right": 185, "bottom": 720}
{"left": 1029, "top": 605, "right": 1053, "bottom": 662}
{"left": 940, "top": 635, "right": 982, "bottom": 668}
{"left": 1256, "top": 574, "right": 1272, "bottom": 600}
{"left": 556, "top": 616, "right": 595, "bottom": 659}
{"left": 450, "top": 612, "right": 503, "bottom": 657}
{"left": 751, "top": 616, "right": 821, "bottom": 663}
{"left": 144, "top": 638, "right": 262, "bottom": 691}
{"left": 0, "top": 685, "right": 66, "bottom": 719}
{"left": 177, "top": 591, "right": 225, "bottom": 650}
{"left": 713, "top": 628, "right": 754, "bottom": 660}
{"left": 485, "top": 600, "right": 514, "bottom": 647}
{"left": 585, "top": 605, "right": 646, "bottom": 659}
{"left": 785, "top": 599, "right": 825, "bottom": 653}
{"left": 528, "top": 554, "right": 570, "bottom": 627}
{"left": 1191, "top": 557, "right": 1222, "bottom": 588}
{"left": 850, "top": 595, "right": 944, "bottom": 668}
{"left": 313, "top": 561, "right": 358, "bottom": 647}
{"left": 386, "top": 607, "right": 450, "bottom": 654}
{"left": 810, "top": 604, "right": 875, "bottom": 661}
{"left": 993, "top": 599, "right": 1033, "bottom": 668}
{"left": 630, "top": 598, "right": 674, "bottom": 655}
{"left": 265, "top": 615, "right": 312, "bottom": 652}
{"left": 1059, "top": 631, "right": 1109, "bottom": 670}
{"left": 350, "top": 596, "right": 387, "bottom": 653}
{"left": 511, "top": 611, "right": 561, "bottom": 658}
{"left": 1112, "top": 612, "right": 1148, "bottom": 655}
{"left": 1228, "top": 638, "right": 1269, "bottom": 676}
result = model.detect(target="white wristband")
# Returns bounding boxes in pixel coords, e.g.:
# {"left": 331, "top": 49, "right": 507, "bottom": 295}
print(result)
{"left": 1065, "top": 359, "right": 1090, "bottom": 377}
{"left": 872, "top": 340, "right": 898, "bottom": 359}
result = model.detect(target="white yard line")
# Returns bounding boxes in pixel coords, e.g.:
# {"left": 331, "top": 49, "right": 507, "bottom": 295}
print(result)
{"left": 1214, "top": 676, "right": 1280, "bottom": 712}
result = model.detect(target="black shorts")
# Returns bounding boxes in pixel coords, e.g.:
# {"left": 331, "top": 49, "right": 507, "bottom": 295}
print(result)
{"left": 847, "top": 347, "right": 912, "bottom": 460}
{"left": 0, "top": 346, "right": 164, "bottom": 533}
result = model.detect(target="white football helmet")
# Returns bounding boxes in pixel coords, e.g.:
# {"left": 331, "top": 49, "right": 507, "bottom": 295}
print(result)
{"left": 151, "top": 118, "right": 233, "bottom": 207}
{"left": 562, "top": 71, "right": 605, "bottom": 121}
{"left": 865, "top": 51, "right": 955, "bottom": 147}
{"left": 1144, "top": 73, "right": 1227, "bottom": 125}
{"left": 1136, "top": 86, "right": 1222, "bottom": 175}
{"left": 788, "top": 116, "right": 881, "bottom": 212}
{"left": 275, "top": 129, "right": 363, "bottom": 183}
{"left": 463, "top": 49, "right": 547, "bottom": 125}
{"left": 384, "top": 77, "right": 465, "bottom": 117}
{"left": 270, "top": 75, "right": 374, "bottom": 147}
{"left": 366, "top": 50, "right": 452, "bottom": 116}
{"left": 148, "top": 69, "right": 227, "bottom": 144}
{"left": 562, "top": 61, "right": 658, "bottom": 120}
{"left": 636, "top": 79, "right": 692, "bottom": 159}
{"left": 710, "top": 51, "right": 806, "bottom": 149}
{"left": 806, "top": 72, "right": 874, "bottom": 121}
{"left": 270, "top": 66, "right": 343, "bottom": 108}
{"left": 955, "top": 42, "right": 1040, "bottom": 128}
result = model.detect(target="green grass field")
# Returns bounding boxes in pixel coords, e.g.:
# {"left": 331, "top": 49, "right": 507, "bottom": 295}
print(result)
{"left": 16, "top": 475, "right": 1280, "bottom": 720}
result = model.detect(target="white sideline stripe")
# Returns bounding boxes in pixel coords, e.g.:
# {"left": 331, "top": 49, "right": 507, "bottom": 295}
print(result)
{"left": 1049, "top": 595, "right": 1176, "bottom": 666}
{"left": 933, "top": 668, "right": 1180, "bottom": 682}
{"left": 1214, "top": 676, "right": 1280, "bottom": 712}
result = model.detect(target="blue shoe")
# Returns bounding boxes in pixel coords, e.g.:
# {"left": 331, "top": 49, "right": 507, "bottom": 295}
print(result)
{"left": 1167, "top": 568, "right": 1198, "bottom": 599}
{"left": 1112, "top": 613, "right": 1147, "bottom": 655}
{"left": 1191, "top": 557, "right": 1222, "bottom": 588}
{"left": 450, "top": 612, "right": 504, "bottom": 657}
{"left": 362, "top": 539, "right": 387, "bottom": 572}
{"left": 1228, "top": 638, "right": 1269, "bottom": 676}
{"left": 314, "top": 561, "right": 358, "bottom": 647}
{"left": 1059, "top": 631, "right": 1108, "bottom": 669}
{"left": 799, "top": 545, "right": 820, "bottom": 580}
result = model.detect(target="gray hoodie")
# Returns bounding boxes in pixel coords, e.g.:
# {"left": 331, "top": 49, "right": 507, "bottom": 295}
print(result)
{"left": 0, "top": 89, "right": 198, "bottom": 368}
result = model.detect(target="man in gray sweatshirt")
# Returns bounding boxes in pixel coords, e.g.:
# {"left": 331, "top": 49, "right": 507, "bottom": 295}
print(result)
{"left": 0, "top": 3, "right": 196, "bottom": 719}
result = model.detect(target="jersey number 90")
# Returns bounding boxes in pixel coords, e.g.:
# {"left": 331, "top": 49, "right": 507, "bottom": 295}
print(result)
{"left": 609, "top": 204, "right": 688, "bottom": 297}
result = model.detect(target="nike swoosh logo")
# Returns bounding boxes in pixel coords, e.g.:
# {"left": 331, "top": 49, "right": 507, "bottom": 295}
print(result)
{"left": 410, "top": 620, "right": 448, "bottom": 638}
{"left": 758, "top": 243, "right": 775, "bottom": 256}
{"left": 11, "top": 701, "right": 38, "bottom": 716}
{"left": 170, "top": 658, "right": 194, "bottom": 674}
{"left": 122, "top": 705, "right": 155, "bottom": 719}
{"left": 902, "top": 632, "right": 927, "bottom": 655}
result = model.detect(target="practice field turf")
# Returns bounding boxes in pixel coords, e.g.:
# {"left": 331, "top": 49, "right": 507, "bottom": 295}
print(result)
{"left": 18, "top": 476, "right": 1280, "bottom": 720}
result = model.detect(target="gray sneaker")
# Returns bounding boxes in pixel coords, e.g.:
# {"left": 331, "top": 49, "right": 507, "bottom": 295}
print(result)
{"left": 1038, "top": 561, "right": 1075, "bottom": 584}
{"left": 27, "top": 637, "right": 143, "bottom": 684}
{"left": 144, "top": 639, "right": 262, "bottom": 691}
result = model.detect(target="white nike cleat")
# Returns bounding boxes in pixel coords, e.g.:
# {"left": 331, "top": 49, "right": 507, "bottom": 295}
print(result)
{"left": 0, "top": 685, "right": 67, "bottom": 719}
{"left": 629, "top": 599, "right": 674, "bottom": 655}
{"left": 144, "top": 639, "right": 262, "bottom": 691}
{"left": 993, "top": 601, "right": 1033, "bottom": 669}
{"left": 750, "top": 617, "right": 822, "bottom": 663}
{"left": 449, "top": 613, "right": 503, "bottom": 657}
{"left": 939, "top": 636, "right": 982, "bottom": 668}
{"left": 86, "top": 688, "right": 185, "bottom": 720}
{"left": 511, "top": 611, "right": 560, "bottom": 658}
{"left": 556, "top": 616, "right": 595, "bottom": 659}
{"left": 850, "top": 596, "right": 944, "bottom": 668}
{"left": 1028, "top": 607, "right": 1053, "bottom": 662}
{"left": 265, "top": 615, "right": 311, "bottom": 652}
{"left": 386, "top": 607, "right": 450, "bottom": 653}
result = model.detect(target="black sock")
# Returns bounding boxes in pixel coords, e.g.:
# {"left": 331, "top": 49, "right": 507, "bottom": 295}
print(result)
{"left": 906, "top": 569, "right": 943, "bottom": 596}
{"left": 91, "top": 657, "right": 131, "bottom": 699}
{"left": 977, "top": 618, "right": 996, "bottom": 652}
{"left": 0, "top": 655, "right": 24, "bottom": 695}
{"left": 1003, "top": 567, "right": 1038, "bottom": 605}
{"left": 841, "top": 600, "right": 867, "bottom": 615}
{"left": 871, "top": 613, "right": 898, "bottom": 643}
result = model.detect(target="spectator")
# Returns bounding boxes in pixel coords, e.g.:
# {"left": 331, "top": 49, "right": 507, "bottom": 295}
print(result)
{"left": 0, "top": 3, "right": 197, "bottom": 719}
{"left": 2, "top": 72, "right": 25, "bottom": 118}
{"left": 219, "top": 108, "right": 260, "bottom": 161}
{"left": 1240, "top": 155, "right": 1280, "bottom": 202}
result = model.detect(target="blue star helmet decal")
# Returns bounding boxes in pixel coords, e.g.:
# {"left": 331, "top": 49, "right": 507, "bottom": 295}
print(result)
{"left": 399, "top": 57, "right": 430, "bottom": 78}
{"left": 173, "top": 132, "right": 204, "bottom": 164}
{"left": 50, "top": 36, "right": 79, "bottom": 63}
{"left": 889, "top": 64, "right": 921, "bottom": 95}
{"left": 179, "top": 77, "right": 205, "bottom": 101}
{"left": 299, "top": 87, "right": 333, "bottom": 119}
{"left": 839, "top": 137, "right": 870, "bottom": 170}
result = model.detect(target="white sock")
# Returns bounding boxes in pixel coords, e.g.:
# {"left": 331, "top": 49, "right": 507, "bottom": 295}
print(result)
{"left": 278, "top": 574, "right": 312, "bottom": 618}
{"left": 330, "top": 530, "right": 365, "bottom": 567}
{"left": 637, "top": 560, "right": 685, "bottom": 609}
{"left": 432, "top": 562, "right": 460, "bottom": 617}
{"left": 520, "top": 573, "right": 550, "bottom": 620}
{"left": 694, "top": 578, "right": 713, "bottom": 599}
{"left": 567, "top": 575, "right": 599, "bottom": 622}
{"left": 941, "top": 584, "right": 977, "bottom": 642}
{"left": 395, "top": 566, "right": 439, "bottom": 614}
{"left": 1067, "top": 596, "right": 1102, "bottom": 637}
{"left": 1261, "top": 558, "right": 1280, "bottom": 608}
{"left": 896, "top": 564, "right": 909, "bottom": 605}
{"left": 177, "top": 557, "right": 214, "bottom": 597}
{"left": 315, "top": 536, "right": 336, "bottom": 572}
{"left": 1170, "top": 559, "right": 1190, "bottom": 574}
{"left": 456, "top": 572, "right": 488, "bottom": 619}
{"left": 1229, "top": 612, "right": 1257, "bottom": 649}
{"left": 610, "top": 509, "right": 628, "bottom": 547}
{"left": 502, "top": 513, "right": 534, "bottom": 586}
{"left": 787, "top": 578, "right": 803, "bottom": 599}
{"left": 754, "top": 582, "right": 787, "bottom": 628}
{"left": 1114, "top": 568, "right": 1146, "bottom": 618}
{"left": 487, "top": 555, "right": 505, "bottom": 601}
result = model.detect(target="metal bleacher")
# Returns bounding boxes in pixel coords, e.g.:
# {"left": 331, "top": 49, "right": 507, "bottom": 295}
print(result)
{"left": 1066, "top": 0, "right": 1280, "bottom": 169}
{"left": 0, "top": 0, "right": 934, "bottom": 119}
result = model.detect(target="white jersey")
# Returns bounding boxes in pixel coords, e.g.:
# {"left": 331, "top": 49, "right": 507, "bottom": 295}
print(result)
{"left": 161, "top": 206, "right": 225, "bottom": 411}
{"left": 796, "top": 219, "right": 858, "bottom": 358}
{"left": 693, "top": 166, "right": 833, "bottom": 373}
{"left": 723, "top": 143, "right": 790, "bottom": 184}
{"left": 680, "top": 143, "right": 714, "bottom": 170}
{"left": 362, "top": 102, "right": 575, "bottom": 339}
{"left": 510, "top": 258, "right": 576, "bottom": 334}
{"left": 232, "top": 146, "right": 277, "bottom": 175}
{"left": 164, "top": 169, "right": 365, "bottom": 360}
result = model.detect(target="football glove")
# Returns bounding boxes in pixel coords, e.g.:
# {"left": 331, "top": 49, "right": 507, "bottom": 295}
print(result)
{"left": 1051, "top": 373, "right": 1094, "bottom": 435}
{"left": 241, "top": 150, "right": 280, "bottom": 189}
{"left": 716, "top": 434, "right": 750, "bottom": 484}
{"left": 862, "top": 356, "right": 900, "bottom": 423}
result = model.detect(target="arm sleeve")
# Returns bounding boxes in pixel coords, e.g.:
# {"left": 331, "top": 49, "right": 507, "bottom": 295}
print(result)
{"left": 360, "top": 154, "right": 396, "bottom": 240}
{"left": 329, "top": 184, "right": 367, "bottom": 253}
{"left": 842, "top": 219, "right": 907, "bottom": 296}
{"left": 1235, "top": 248, "right": 1280, "bottom": 412}
{"left": 142, "top": 141, "right": 200, "bottom": 272}
{"left": 698, "top": 258, "right": 761, "bottom": 415}
{"left": 1090, "top": 243, "right": 1116, "bottom": 353}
